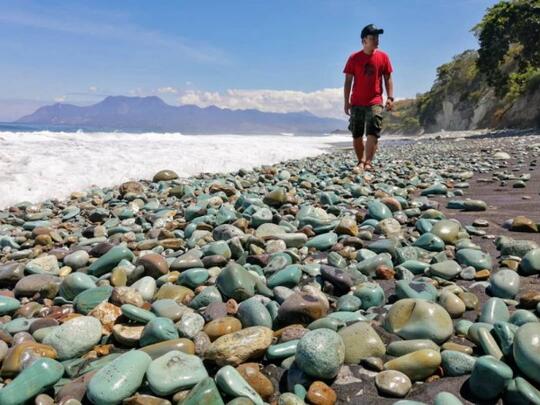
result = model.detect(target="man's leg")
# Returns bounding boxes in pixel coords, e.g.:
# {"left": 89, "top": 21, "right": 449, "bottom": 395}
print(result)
{"left": 353, "top": 137, "right": 365, "bottom": 165}
{"left": 364, "top": 105, "right": 383, "bottom": 169}
{"left": 364, "top": 134, "right": 378, "bottom": 165}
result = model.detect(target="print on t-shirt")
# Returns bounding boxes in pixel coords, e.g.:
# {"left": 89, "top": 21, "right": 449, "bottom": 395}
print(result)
{"left": 363, "top": 62, "right": 375, "bottom": 77}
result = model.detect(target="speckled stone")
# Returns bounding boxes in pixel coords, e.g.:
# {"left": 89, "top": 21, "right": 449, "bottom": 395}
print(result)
{"left": 295, "top": 328, "right": 345, "bottom": 379}
{"left": 43, "top": 316, "right": 102, "bottom": 360}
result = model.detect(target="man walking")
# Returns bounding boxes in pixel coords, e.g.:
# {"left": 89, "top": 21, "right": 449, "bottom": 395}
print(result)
{"left": 343, "top": 24, "right": 394, "bottom": 171}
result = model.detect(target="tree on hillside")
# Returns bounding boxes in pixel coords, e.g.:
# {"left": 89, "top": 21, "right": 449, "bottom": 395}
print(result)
{"left": 474, "top": 0, "right": 540, "bottom": 96}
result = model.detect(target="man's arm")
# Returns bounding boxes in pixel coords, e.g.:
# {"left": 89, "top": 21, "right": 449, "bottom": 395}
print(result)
{"left": 384, "top": 73, "right": 394, "bottom": 111}
{"left": 344, "top": 74, "right": 353, "bottom": 116}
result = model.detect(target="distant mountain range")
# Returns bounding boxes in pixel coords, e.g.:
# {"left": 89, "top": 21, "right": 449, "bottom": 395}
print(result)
{"left": 16, "top": 96, "right": 346, "bottom": 134}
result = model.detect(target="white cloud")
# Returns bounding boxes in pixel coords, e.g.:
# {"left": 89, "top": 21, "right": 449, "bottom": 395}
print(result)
{"left": 178, "top": 88, "right": 344, "bottom": 119}
{"left": 89, "top": 86, "right": 97, "bottom": 92}
{"left": 54, "top": 96, "right": 66, "bottom": 102}
{"left": 157, "top": 87, "right": 178, "bottom": 94}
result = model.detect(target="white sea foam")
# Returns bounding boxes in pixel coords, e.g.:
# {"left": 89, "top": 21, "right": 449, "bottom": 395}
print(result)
{"left": 0, "top": 131, "right": 351, "bottom": 208}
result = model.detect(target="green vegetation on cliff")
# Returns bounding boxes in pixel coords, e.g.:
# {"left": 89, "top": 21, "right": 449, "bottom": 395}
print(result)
{"left": 384, "top": 0, "right": 540, "bottom": 134}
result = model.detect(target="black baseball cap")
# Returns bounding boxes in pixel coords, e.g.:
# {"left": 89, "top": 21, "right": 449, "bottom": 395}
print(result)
{"left": 361, "top": 24, "right": 384, "bottom": 38}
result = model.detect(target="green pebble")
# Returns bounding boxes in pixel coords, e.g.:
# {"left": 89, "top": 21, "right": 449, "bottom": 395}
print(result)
{"left": 88, "top": 245, "right": 134, "bottom": 277}
{"left": 140, "top": 317, "right": 179, "bottom": 346}
{"left": 0, "top": 358, "right": 64, "bottom": 405}
{"left": 295, "top": 328, "right": 345, "bottom": 379}
{"left": 0, "top": 296, "right": 21, "bottom": 315}
{"left": 87, "top": 350, "right": 152, "bottom": 405}
{"left": 121, "top": 304, "right": 157, "bottom": 324}
{"left": 267, "top": 340, "right": 299, "bottom": 360}
{"left": 237, "top": 297, "right": 273, "bottom": 328}
{"left": 73, "top": 286, "right": 113, "bottom": 315}
{"left": 469, "top": 355, "right": 513, "bottom": 400}
{"left": 441, "top": 350, "right": 476, "bottom": 376}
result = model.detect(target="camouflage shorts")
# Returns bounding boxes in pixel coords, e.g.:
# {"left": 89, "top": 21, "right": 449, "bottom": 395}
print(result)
{"left": 348, "top": 104, "right": 384, "bottom": 138}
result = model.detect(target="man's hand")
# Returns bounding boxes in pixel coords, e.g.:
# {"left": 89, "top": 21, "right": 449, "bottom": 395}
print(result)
{"left": 344, "top": 101, "right": 351, "bottom": 116}
{"left": 385, "top": 98, "right": 394, "bottom": 112}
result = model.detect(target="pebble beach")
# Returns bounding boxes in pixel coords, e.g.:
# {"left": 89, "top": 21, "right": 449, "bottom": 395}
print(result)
{"left": 0, "top": 130, "right": 539, "bottom": 405}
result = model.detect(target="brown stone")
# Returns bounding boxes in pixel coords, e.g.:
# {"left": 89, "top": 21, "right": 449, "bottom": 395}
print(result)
{"left": 137, "top": 253, "right": 169, "bottom": 278}
{"left": 111, "top": 287, "right": 144, "bottom": 307}
{"left": 154, "top": 284, "right": 194, "bottom": 302}
{"left": 474, "top": 269, "right": 491, "bottom": 280}
{"left": 376, "top": 264, "right": 395, "bottom": 280}
{"left": 520, "top": 290, "right": 540, "bottom": 309}
{"left": 236, "top": 363, "right": 275, "bottom": 400}
{"left": 203, "top": 316, "right": 243, "bottom": 341}
{"left": 511, "top": 216, "right": 538, "bottom": 233}
{"left": 112, "top": 324, "right": 144, "bottom": 347}
{"left": 307, "top": 381, "right": 337, "bottom": 405}
{"left": 277, "top": 292, "right": 329, "bottom": 325}
{"left": 89, "top": 301, "right": 122, "bottom": 334}
{"left": 0, "top": 342, "right": 57, "bottom": 376}
{"left": 119, "top": 181, "right": 144, "bottom": 196}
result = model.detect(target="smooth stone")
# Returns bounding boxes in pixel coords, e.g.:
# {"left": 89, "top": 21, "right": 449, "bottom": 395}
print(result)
{"left": 441, "top": 350, "right": 476, "bottom": 376}
{"left": 267, "top": 265, "right": 302, "bottom": 289}
{"left": 295, "top": 328, "right": 345, "bottom": 379}
{"left": 434, "top": 392, "right": 463, "bottom": 405}
{"left": 479, "top": 297, "right": 510, "bottom": 324}
{"left": 520, "top": 248, "right": 540, "bottom": 275}
{"left": 73, "top": 286, "right": 113, "bottom": 314}
{"left": 510, "top": 309, "right": 538, "bottom": 326}
{"left": 431, "top": 220, "right": 460, "bottom": 244}
{"left": 43, "top": 316, "right": 102, "bottom": 360}
{"left": 492, "top": 321, "right": 517, "bottom": 356}
{"left": 205, "top": 326, "right": 273, "bottom": 366}
{"left": 338, "top": 321, "right": 385, "bottom": 363}
{"left": 87, "top": 350, "right": 152, "bottom": 405}
{"left": 438, "top": 291, "right": 466, "bottom": 318}
{"left": 140, "top": 317, "right": 179, "bottom": 346}
{"left": 88, "top": 245, "right": 135, "bottom": 277}
{"left": 59, "top": 272, "right": 97, "bottom": 301}
{"left": 306, "top": 380, "right": 337, "bottom": 405}
{"left": 513, "top": 322, "right": 540, "bottom": 384}
{"left": 131, "top": 276, "right": 157, "bottom": 301}
{"left": 512, "top": 216, "right": 538, "bottom": 232}
{"left": 0, "top": 341, "right": 58, "bottom": 377}
{"left": 176, "top": 312, "right": 205, "bottom": 338}
{"left": 421, "top": 183, "right": 447, "bottom": 196}
{"left": 353, "top": 282, "right": 385, "bottom": 309}
{"left": 356, "top": 253, "right": 393, "bottom": 277}
{"left": 266, "top": 340, "right": 299, "bottom": 360}
{"left": 235, "top": 364, "right": 274, "bottom": 401}
{"left": 505, "top": 377, "right": 540, "bottom": 405}
{"left": 215, "top": 365, "right": 263, "bottom": 405}
{"left": 383, "top": 349, "right": 441, "bottom": 381}
{"left": 178, "top": 268, "right": 209, "bottom": 289}
{"left": 387, "top": 339, "right": 439, "bottom": 357}
{"left": 0, "top": 296, "right": 21, "bottom": 315}
{"left": 396, "top": 279, "right": 438, "bottom": 302}
{"left": 277, "top": 292, "right": 328, "bottom": 325}
{"left": 237, "top": 298, "right": 273, "bottom": 328}
{"left": 469, "top": 355, "right": 513, "bottom": 400}
{"left": 112, "top": 324, "right": 144, "bottom": 346}
{"left": 151, "top": 299, "right": 186, "bottom": 321}
{"left": 153, "top": 169, "right": 178, "bottom": 181}
{"left": 146, "top": 350, "right": 208, "bottom": 395}
{"left": 216, "top": 263, "right": 255, "bottom": 301}
{"left": 14, "top": 274, "right": 61, "bottom": 299}
{"left": 305, "top": 232, "right": 338, "bottom": 251}
{"left": 64, "top": 250, "right": 90, "bottom": 270}
{"left": 140, "top": 338, "right": 195, "bottom": 358}
{"left": 367, "top": 200, "right": 393, "bottom": 220}
{"left": 137, "top": 253, "right": 169, "bottom": 278}
{"left": 189, "top": 286, "right": 222, "bottom": 309}
{"left": 0, "top": 358, "right": 64, "bottom": 405}
{"left": 204, "top": 317, "right": 243, "bottom": 341}
{"left": 122, "top": 304, "right": 157, "bottom": 323}
{"left": 490, "top": 269, "right": 520, "bottom": 299}
{"left": 336, "top": 294, "right": 362, "bottom": 312}
{"left": 180, "top": 377, "right": 224, "bottom": 405}
{"left": 384, "top": 299, "right": 453, "bottom": 344}
{"left": 477, "top": 326, "right": 503, "bottom": 359}
{"left": 25, "top": 255, "right": 60, "bottom": 275}
{"left": 429, "top": 260, "right": 461, "bottom": 280}
{"left": 413, "top": 233, "right": 445, "bottom": 252}
{"left": 375, "top": 370, "right": 411, "bottom": 398}
{"left": 456, "top": 248, "right": 492, "bottom": 270}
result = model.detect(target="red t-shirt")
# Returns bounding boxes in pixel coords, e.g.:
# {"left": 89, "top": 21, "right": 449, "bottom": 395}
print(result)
{"left": 343, "top": 49, "right": 393, "bottom": 106}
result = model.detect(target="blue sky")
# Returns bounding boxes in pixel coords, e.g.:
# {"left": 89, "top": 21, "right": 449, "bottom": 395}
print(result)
{"left": 0, "top": 0, "right": 499, "bottom": 120}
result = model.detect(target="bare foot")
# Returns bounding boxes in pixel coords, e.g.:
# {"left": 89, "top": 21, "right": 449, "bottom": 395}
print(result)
{"left": 364, "top": 162, "right": 374, "bottom": 171}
